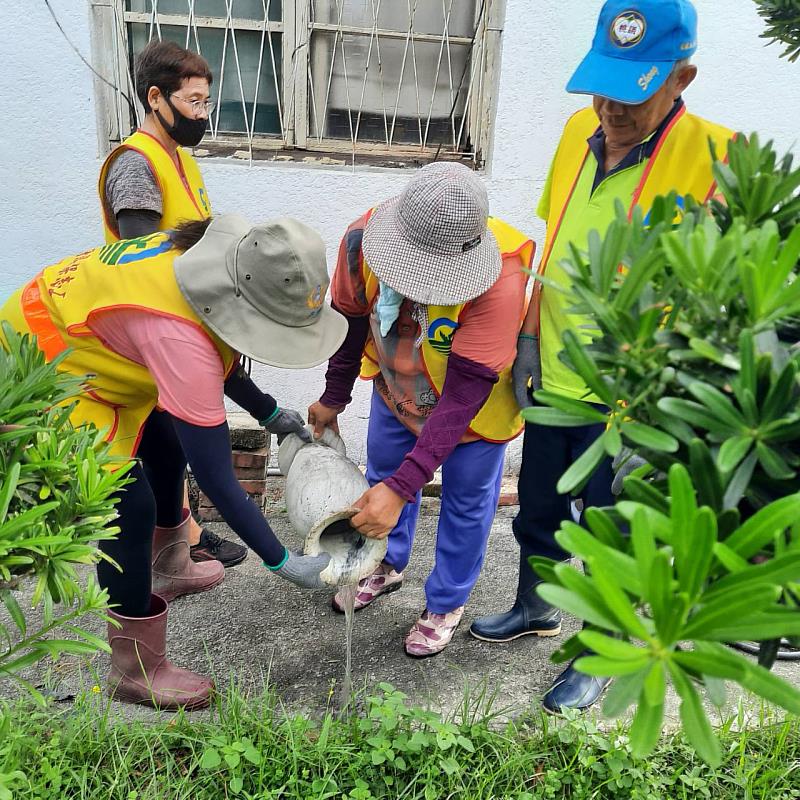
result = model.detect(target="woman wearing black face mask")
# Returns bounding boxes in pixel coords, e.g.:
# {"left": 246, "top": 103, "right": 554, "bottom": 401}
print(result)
{"left": 100, "top": 40, "right": 213, "bottom": 243}
{"left": 98, "top": 40, "right": 248, "bottom": 572}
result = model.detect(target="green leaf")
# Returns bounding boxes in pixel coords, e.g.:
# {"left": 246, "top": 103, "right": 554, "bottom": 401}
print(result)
{"left": 603, "top": 425, "right": 622, "bottom": 457}
{"left": 556, "top": 523, "right": 642, "bottom": 596}
{"left": 579, "top": 631, "right": 647, "bottom": 661}
{"left": 687, "top": 338, "right": 740, "bottom": 370}
{"left": 755, "top": 441, "right": 795, "bottom": 480}
{"left": 0, "top": 463, "right": 20, "bottom": 523}
{"left": 646, "top": 551, "right": 673, "bottom": 637}
{"left": 521, "top": 407, "right": 599, "bottom": 428}
{"left": 602, "top": 668, "right": 649, "bottom": 718}
{"left": 668, "top": 662, "right": 721, "bottom": 767}
{"left": 629, "top": 698, "right": 664, "bottom": 759}
{"left": 722, "top": 451, "right": 758, "bottom": 510}
{"left": 643, "top": 661, "right": 666, "bottom": 707}
{"left": 574, "top": 655, "right": 652, "bottom": 677}
{"left": 689, "top": 439, "right": 723, "bottom": 510}
{"left": 724, "top": 493, "right": 800, "bottom": 558}
{"left": 556, "top": 433, "right": 607, "bottom": 494}
{"left": 456, "top": 735, "right": 475, "bottom": 753}
{"left": 531, "top": 390, "right": 609, "bottom": 422}
{"left": 561, "top": 329, "right": 614, "bottom": 405}
{"left": 668, "top": 463, "right": 697, "bottom": 538}
{"left": 584, "top": 507, "right": 627, "bottom": 550}
{"left": 591, "top": 562, "right": 651, "bottom": 640}
{"left": 687, "top": 382, "right": 746, "bottom": 429}
{"left": 621, "top": 477, "right": 670, "bottom": 514}
{"left": 621, "top": 422, "right": 679, "bottom": 452}
{"left": 199, "top": 748, "right": 221, "bottom": 770}
{"left": 706, "top": 551, "right": 800, "bottom": 598}
{"left": 657, "top": 398, "right": 737, "bottom": 436}
{"left": 537, "top": 585, "right": 621, "bottom": 632}
{"left": 676, "top": 507, "right": 716, "bottom": 600}
{"left": 681, "top": 584, "right": 779, "bottom": 639}
{"left": 678, "top": 643, "right": 800, "bottom": 714}
{"left": 1, "top": 591, "right": 26, "bottom": 637}
{"left": 701, "top": 611, "right": 800, "bottom": 642}
{"left": 717, "top": 435, "right": 753, "bottom": 473}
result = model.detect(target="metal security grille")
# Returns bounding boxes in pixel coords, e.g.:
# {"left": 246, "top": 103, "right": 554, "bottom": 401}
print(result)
{"left": 93, "top": 0, "right": 502, "bottom": 167}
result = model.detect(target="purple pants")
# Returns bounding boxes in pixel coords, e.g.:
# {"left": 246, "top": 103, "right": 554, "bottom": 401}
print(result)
{"left": 366, "top": 391, "right": 506, "bottom": 613}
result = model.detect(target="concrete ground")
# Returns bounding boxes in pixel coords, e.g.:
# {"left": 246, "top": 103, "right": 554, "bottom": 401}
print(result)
{"left": 7, "top": 494, "right": 800, "bottom": 726}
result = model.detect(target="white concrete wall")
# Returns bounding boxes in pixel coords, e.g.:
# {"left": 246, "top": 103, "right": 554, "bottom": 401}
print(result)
{"left": 2, "top": 0, "right": 799, "bottom": 467}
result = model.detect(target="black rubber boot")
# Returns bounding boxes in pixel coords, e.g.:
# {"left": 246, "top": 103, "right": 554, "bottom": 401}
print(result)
{"left": 469, "top": 549, "right": 562, "bottom": 642}
{"left": 542, "top": 649, "right": 611, "bottom": 714}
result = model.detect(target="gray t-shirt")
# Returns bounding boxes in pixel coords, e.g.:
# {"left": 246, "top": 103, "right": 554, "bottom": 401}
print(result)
{"left": 103, "top": 149, "right": 163, "bottom": 217}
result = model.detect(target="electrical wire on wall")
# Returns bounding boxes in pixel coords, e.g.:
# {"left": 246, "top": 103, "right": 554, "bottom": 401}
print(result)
{"left": 43, "top": 0, "right": 136, "bottom": 119}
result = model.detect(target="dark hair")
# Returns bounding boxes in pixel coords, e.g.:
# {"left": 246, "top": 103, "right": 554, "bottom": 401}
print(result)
{"left": 170, "top": 218, "right": 212, "bottom": 251}
{"left": 135, "top": 40, "right": 213, "bottom": 112}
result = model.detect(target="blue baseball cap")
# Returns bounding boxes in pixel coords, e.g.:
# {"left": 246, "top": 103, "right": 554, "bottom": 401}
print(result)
{"left": 566, "top": 0, "right": 698, "bottom": 105}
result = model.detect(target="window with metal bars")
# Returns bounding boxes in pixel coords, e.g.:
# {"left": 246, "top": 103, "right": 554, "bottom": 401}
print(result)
{"left": 92, "top": 1, "right": 503, "bottom": 168}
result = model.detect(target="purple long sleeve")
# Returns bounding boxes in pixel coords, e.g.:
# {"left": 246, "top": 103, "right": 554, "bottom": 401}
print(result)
{"left": 319, "top": 304, "right": 371, "bottom": 408}
{"left": 384, "top": 352, "right": 499, "bottom": 502}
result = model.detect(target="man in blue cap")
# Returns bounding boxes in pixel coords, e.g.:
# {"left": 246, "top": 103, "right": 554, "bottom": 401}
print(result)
{"left": 470, "top": 0, "right": 734, "bottom": 713}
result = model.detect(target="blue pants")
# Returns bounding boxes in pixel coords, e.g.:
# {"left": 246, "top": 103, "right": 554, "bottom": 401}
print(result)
{"left": 366, "top": 391, "right": 506, "bottom": 614}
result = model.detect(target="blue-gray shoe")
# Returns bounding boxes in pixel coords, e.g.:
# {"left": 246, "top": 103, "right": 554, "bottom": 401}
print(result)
{"left": 542, "top": 653, "right": 611, "bottom": 714}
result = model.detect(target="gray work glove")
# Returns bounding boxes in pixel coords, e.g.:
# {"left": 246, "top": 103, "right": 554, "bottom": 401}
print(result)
{"left": 262, "top": 407, "right": 312, "bottom": 444}
{"left": 271, "top": 551, "right": 332, "bottom": 591}
{"left": 513, "top": 334, "right": 542, "bottom": 410}
{"left": 611, "top": 448, "right": 648, "bottom": 495}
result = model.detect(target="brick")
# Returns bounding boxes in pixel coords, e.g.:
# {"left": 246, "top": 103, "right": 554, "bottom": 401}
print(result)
{"left": 231, "top": 447, "right": 269, "bottom": 470}
{"left": 234, "top": 465, "right": 268, "bottom": 481}
{"left": 237, "top": 479, "right": 267, "bottom": 495}
{"left": 498, "top": 490, "right": 519, "bottom": 507}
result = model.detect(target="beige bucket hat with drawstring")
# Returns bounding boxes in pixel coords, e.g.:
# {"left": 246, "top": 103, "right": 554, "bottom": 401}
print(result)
{"left": 174, "top": 214, "right": 347, "bottom": 368}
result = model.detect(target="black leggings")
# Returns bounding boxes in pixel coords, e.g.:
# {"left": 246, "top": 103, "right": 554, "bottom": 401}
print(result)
{"left": 97, "top": 410, "right": 187, "bottom": 617}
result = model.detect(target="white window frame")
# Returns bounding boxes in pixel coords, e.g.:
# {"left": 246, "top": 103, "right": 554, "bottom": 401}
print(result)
{"left": 89, "top": 0, "right": 505, "bottom": 169}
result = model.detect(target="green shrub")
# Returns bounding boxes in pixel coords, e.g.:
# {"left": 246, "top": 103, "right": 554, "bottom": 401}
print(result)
{"left": 0, "top": 323, "right": 131, "bottom": 700}
{"left": 524, "top": 133, "right": 800, "bottom": 764}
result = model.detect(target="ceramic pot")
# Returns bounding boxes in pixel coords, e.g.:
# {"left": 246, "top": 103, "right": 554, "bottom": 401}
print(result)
{"left": 278, "top": 426, "right": 387, "bottom": 586}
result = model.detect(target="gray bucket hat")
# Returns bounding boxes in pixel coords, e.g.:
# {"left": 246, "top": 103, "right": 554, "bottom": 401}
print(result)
{"left": 174, "top": 214, "right": 347, "bottom": 369}
{"left": 361, "top": 161, "right": 502, "bottom": 306}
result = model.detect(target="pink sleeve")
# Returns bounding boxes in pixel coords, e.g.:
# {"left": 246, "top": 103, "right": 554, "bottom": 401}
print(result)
{"left": 450, "top": 253, "right": 528, "bottom": 373}
{"left": 88, "top": 309, "right": 228, "bottom": 427}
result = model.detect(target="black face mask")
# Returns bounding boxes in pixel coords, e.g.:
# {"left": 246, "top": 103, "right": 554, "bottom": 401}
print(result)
{"left": 154, "top": 95, "right": 207, "bottom": 147}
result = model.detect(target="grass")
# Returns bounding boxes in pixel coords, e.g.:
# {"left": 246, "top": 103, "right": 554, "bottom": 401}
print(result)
{"left": 1, "top": 681, "right": 799, "bottom": 800}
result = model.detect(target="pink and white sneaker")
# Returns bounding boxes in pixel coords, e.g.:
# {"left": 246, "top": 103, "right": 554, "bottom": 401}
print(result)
{"left": 404, "top": 606, "right": 465, "bottom": 658}
{"left": 331, "top": 562, "right": 404, "bottom": 613}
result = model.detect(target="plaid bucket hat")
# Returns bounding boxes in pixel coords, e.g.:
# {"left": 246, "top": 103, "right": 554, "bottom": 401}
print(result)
{"left": 361, "top": 162, "right": 502, "bottom": 306}
{"left": 174, "top": 214, "right": 347, "bottom": 368}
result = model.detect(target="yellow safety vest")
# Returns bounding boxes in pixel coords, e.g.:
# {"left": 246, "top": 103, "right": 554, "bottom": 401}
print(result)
{"left": 359, "top": 217, "right": 535, "bottom": 443}
{"left": 99, "top": 130, "right": 211, "bottom": 243}
{"left": 533, "top": 105, "right": 735, "bottom": 329}
{"left": 0, "top": 233, "right": 236, "bottom": 460}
